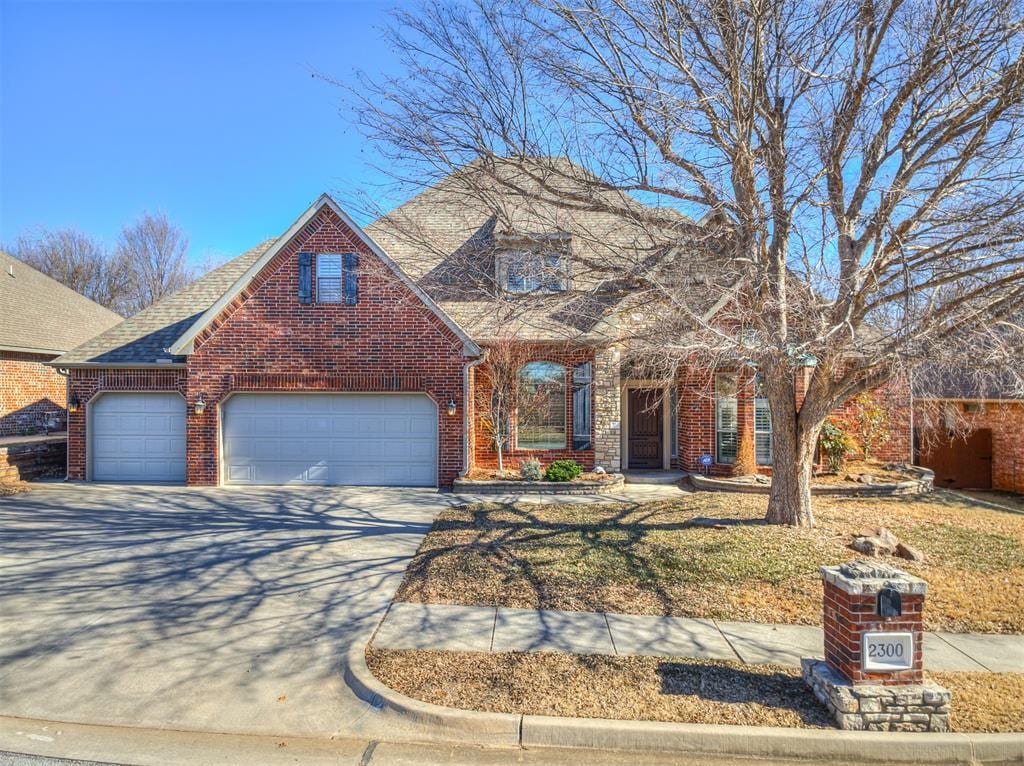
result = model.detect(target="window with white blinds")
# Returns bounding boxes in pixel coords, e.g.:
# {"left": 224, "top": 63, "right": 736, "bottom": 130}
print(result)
{"left": 754, "top": 374, "right": 772, "bottom": 465}
{"left": 316, "top": 253, "right": 342, "bottom": 303}
{"left": 715, "top": 373, "right": 737, "bottom": 464}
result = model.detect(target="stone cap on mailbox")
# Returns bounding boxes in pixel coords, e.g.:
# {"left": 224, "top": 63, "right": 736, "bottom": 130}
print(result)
{"left": 820, "top": 560, "right": 928, "bottom": 596}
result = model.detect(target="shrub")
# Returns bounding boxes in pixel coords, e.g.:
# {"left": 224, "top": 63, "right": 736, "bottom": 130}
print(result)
{"left": 519, "top": 458, "right": 542, "bottom": 481}
{"left": 545, "top": 459, "right": 583, "bottom": 482}
{"left": 819, "top": 419, "right": 855, "bottom": 473}
{"left": 847, "top": 392, "right": 892, "bottom": 461}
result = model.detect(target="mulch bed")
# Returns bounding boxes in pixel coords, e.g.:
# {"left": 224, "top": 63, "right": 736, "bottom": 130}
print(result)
{"left": 367, "top": 649, "right": 1023, "bottom": 733}
{"left": 393, "top": 492, "right": 1024, "bottom": 633}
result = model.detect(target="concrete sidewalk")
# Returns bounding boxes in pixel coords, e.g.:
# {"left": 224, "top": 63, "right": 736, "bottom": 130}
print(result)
{"left": 372, "top": 602, "right": 1024, "bottom": 673}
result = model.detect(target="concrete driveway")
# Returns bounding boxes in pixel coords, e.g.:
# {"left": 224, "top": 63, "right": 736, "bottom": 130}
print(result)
{"left": 0, "top": 483, "right": 455, "bottom": 738}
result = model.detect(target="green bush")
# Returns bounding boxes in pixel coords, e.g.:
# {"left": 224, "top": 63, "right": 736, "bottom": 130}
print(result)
{"left": 519, "top": 459, "right": 542, "bottom": 481}
{"left": 819, "top": 419, "right": 855, "bottom": 473}
{"left": 545, "top": 459, "right": 583, "bottom": 482}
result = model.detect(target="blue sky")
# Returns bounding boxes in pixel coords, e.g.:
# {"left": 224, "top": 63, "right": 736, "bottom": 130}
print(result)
{"left": 1, "top": 0, "right": 404, "bottom": 265}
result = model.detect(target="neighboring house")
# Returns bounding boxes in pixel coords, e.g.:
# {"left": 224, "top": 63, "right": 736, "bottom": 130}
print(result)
{"left": 52, "top": 163, "right": 912, "bottom": 486}
{"left": 914, "top": 375, "right": 1023, "bottom": 493}
{"left": 0, "top": 250, "right": 121, "bottom": 438}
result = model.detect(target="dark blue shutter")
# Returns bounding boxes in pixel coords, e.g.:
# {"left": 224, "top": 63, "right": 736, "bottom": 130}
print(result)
{"left": 572, "top": 361, "right": 592, "bottom": 450}
{"left": 298, "top": 252, "right": 312, "bottom": 304}
{"left": 343, "top": 252, "right": 359, "bottom": 305}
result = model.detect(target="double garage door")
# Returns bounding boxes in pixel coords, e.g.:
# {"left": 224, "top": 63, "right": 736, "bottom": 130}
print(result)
{"left": 90, "top": 392, "right": 438, "bottom": 486}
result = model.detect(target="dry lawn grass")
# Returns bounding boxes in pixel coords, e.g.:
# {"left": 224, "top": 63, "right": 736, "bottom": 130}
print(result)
{"left": 396, "top": 492, "right": 1024, "bottom": 633}
{"left": 367, "top": 648, "right": 832, "bottom": 728}
{"left": 0, "top": 482, "right": 29, "bottom": 497}
{"left": 367, "top": 649, "right": 1023, "bottom": 733}
{"left": 932, "top": 671, "right": 1024, "bottom": 733}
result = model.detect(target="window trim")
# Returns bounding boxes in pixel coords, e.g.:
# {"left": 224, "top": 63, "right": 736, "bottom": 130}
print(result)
{"left": 715, "top": 373, "right": 737, "bottom": 465}
{"left": 515, "top": 361, "right": 568, "bottom": 451}
{"left": 316, "top": 253, "right": 343, "bottom": 304}
{"left": 754, "top": 373, "right": 772, "bottom": 466}
{"left": 499, "top": 250, "right": 569, "bottom": 294}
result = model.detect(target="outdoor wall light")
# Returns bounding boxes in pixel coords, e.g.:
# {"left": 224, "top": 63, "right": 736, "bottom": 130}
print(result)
{"left": 68, "top": 394, "right": 81, "bottom": 414}
{"left": 194, "top": 394, "right": 207, "bottom": 415}
{"left": 447, "top": 399, "right": 457, "bottom": 416}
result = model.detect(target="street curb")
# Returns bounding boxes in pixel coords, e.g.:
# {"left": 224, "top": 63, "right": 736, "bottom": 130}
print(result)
{"left": 349, "top": 641, "right": 1024, "bottom": 764}
{"left": 344, "top": 641, "right": 522, "bottom": 747}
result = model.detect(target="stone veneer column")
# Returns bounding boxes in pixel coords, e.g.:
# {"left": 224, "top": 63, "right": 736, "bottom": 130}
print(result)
{"left": 592, "top": 346, "right": 622, "bottom": 471}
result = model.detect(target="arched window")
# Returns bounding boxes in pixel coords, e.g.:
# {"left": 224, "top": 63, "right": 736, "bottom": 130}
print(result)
{"left": 516, "top": 362, "right": 566, "bottom": 450}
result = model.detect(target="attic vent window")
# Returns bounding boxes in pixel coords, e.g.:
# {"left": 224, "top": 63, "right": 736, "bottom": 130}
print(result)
{"left": 500, "top": 251, "right": 568, "bottom": 293}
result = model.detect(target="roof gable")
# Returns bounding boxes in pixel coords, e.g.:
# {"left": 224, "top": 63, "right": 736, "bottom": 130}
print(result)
{"left": 168, "top": 194, "right": 481, "bottom": 357}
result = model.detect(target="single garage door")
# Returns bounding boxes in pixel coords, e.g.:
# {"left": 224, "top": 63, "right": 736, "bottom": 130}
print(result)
{"left": 222, "top": 393, "right": 438, "bottom": 486}
{"left": 91, "top": 392, "right": 187, "bottom": 482}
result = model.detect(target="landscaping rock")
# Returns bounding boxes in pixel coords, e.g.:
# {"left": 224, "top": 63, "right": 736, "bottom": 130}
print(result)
{"left": 895, "top": 542, "right": 926, "bottom": 562}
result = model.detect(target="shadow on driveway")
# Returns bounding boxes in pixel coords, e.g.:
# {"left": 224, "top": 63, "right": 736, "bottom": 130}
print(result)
{"left": 0, "top": 484, "right": 449, "bottom": 737}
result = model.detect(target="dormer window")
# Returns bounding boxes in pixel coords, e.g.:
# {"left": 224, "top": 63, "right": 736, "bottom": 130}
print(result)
{"left": 500, "top": 251, "right": 569, "bottom": 293}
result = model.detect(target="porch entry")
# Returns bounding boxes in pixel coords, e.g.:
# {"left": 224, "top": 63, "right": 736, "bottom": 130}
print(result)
{"left": 627, "top": 388, "right": 663, "bottom": 469}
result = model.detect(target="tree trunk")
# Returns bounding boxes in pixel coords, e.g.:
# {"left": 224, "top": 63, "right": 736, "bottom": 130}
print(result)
{"left": 764, "top": 388, "right": 821, "bottom": 527}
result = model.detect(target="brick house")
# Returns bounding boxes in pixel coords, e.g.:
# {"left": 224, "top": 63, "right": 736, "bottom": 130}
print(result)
{"left": 52, "top": 164, "right": 912, "bottom": 486}
{"left": 914, "top": 375, "right": 1023, "bottom": 493}
{"left": 0, "top": 250, "right": 121, "bottom": 438}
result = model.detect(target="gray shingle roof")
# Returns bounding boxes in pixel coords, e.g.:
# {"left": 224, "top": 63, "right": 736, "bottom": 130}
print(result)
{"left": 52, "top": 158, "right": 717, "bottom": 366}
{"left": 366, "top": 157, "right": 712, "bottom": 342}
{"left": 913, "top": 367, "right": 1023, "bottom": 401}
{"left": 0, "top": 250, "right": 122, "bottom": 354}
{"left": 50, "top": 241, "right": 273, "bottom": 366}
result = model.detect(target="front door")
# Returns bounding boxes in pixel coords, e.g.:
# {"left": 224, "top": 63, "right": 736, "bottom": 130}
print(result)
{"left": 628, "top": 389, "right": 663, "bottom": 469}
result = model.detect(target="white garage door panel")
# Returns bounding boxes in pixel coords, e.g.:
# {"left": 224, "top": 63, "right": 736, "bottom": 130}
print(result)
{"left": 91, "top": 393, "right": 187, "bottom": 482}
{"left": 222, "top": 393, "right": 438, "bottom": 486}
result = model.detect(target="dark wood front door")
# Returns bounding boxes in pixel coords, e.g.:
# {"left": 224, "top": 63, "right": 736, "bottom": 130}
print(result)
{"left": 918, "top": 429, "right": 993, "bottom": 489}
{"left": 628, "top": 389, "right": 663, "bottom": 469}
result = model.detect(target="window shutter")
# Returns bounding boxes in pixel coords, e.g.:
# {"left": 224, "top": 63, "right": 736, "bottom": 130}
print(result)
{"left": 298, "top": 252, "right": 312, "bottom": 304}
{"left": 572, "top": 361, "right": 593, "bottom": 450}
{"left": 343, "top": 252, "right": 359, "bottom": 305}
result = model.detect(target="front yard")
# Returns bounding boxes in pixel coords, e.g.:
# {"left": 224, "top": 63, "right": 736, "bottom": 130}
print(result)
{"left": 395, "top": 491, "right": 1024, "bottom": 633}
{"left": 367, "top": 649, "right": 1024, "bottom": 733}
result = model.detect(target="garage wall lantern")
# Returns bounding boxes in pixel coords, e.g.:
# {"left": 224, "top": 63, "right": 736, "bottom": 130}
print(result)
{"left": 447, "top": 399, "right": 457, "bottom": 416}
{"left": 194, "top": 394, "right": 207, "bottom": 415}
{"left": 68, "top": 394, "right": 81, "bottom": 414}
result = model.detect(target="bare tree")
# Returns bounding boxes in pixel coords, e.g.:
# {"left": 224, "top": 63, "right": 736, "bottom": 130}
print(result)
{"left": 114, "top": 211, "right": 192, "bottom": 316}
{"left": 7, "top": 228, "right": 130, "bottom": 312}
{"left": 345, "top": 0, "right": 1024, "bottom": 526}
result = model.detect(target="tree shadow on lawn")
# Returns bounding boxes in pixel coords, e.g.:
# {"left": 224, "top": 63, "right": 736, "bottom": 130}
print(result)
{"left": 398, "top": 500, "right": 776, "bottom": 615}
{"left": 655, "top": 660, "right": 833, "bottom": 727}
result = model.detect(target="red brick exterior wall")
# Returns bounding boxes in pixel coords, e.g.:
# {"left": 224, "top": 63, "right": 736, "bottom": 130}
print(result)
{"left": 0, "top": 351, "right": 67, "bottom": 437}
{"left": 66, "top": 369, "right": 187, "bottom": 480}
{"left": 185, "top": 206, "right": 469, "bottom": 486}
{"left": 915, "top": 400, "right": 1024, "bottom": 493}
{"left": 823, "top": 580, "right": 924, "bottom": 685}
{"left": 831, "top": 374, "right": 913, "bottom": 464}
{"left": 674, "top": 368, "right": 913, "bottom": 474}
{"left": 471, "top": 345, "right": 595, "bottom": 471}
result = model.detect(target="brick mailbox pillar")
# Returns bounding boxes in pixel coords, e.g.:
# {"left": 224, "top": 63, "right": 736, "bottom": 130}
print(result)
{"left": 802, "top": 561, "right": 951, "bottom": 732}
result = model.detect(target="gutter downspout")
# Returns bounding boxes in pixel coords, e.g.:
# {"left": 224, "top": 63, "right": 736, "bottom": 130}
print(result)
{"left": 460, "top": 351, "right": 487, "bottom": 478}
{"left": 55, "top": 367, "right": 71, "bottom": 481}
